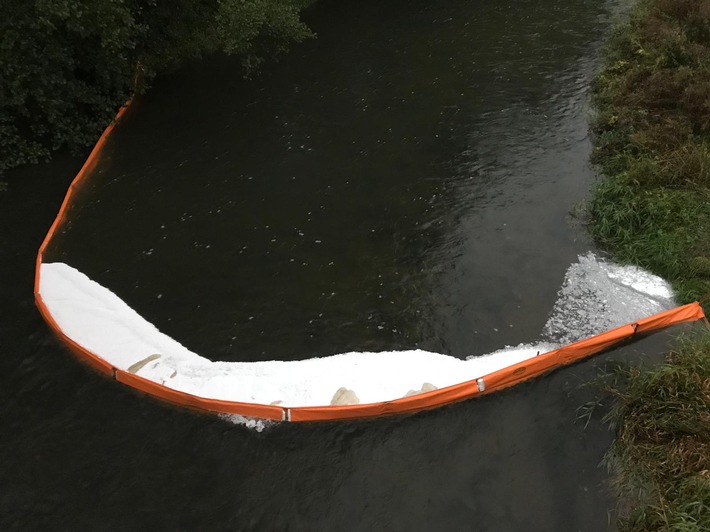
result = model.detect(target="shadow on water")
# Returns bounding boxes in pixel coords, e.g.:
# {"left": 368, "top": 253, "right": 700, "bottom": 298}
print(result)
{"left": 0, "top": 0, "right": 656, "bottom": 530}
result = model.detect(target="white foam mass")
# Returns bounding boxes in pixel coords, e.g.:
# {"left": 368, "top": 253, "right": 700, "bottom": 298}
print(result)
{"left": 542, "top": 253, "right": 674, "bottom": 345}
{"left": 39, "top": 262, "right": 546, "bottom": 407}
{"left": 38, "top": 253, "right": 675, "bottom": 419}
{"left": 218, "top": 413, "right": 275, "bottom": 432}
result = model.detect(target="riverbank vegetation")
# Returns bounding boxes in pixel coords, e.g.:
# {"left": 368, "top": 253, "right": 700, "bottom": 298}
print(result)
{"left": 603, "top": 330, "right": 710, "bottom": 530}
{"left": 0, "top": 0, "right": 316, "bottom": 180}
{"left": 590, "top": 0, "right": 710, "bottom": 529}
{"left": 590, "top": 0, "right": 710, "bottom": 305}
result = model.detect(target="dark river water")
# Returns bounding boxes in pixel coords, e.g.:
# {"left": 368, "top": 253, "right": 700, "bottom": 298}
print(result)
{"left": 0, "top": 0, "right": 676, "bottom": 529}
{"left": 44, "top": 0, "right": 625, "bottom": 362}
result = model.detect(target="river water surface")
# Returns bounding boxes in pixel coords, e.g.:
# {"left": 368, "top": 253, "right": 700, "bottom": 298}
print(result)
{"left": 45, "top": 0, "right": 624, "bottom": 361}
{"left": 0, "top": 0, "right": 665, "bottom": 529}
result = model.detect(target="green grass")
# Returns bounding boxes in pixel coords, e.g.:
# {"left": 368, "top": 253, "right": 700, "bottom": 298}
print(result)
{"left": 602, "top": 330, "right": 710, "bottom": 531}
{"left": 590, "top": 0, "right": 710, "bottom": 529}
{"left": 590, "top": 0, "right": 710, "bottom": 307}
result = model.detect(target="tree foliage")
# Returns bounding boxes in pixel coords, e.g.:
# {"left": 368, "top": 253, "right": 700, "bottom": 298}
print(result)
{"left": 0, "top": 0, "right": 315, "bottom": 177}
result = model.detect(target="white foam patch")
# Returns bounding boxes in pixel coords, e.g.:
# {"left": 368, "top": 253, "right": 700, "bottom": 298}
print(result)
{"left": 542, "top": 253, "right": 675, "bottom": 345}
{"left": 38, "top": 253, "right": 675, "bottom": 424}
{"left": 218, "top": 413, "right": 275, "bottom": 432}
{"left": 39, "top": 262, "right": 550, "bottom": 407}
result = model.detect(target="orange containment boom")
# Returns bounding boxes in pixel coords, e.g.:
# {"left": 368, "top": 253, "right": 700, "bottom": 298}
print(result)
{"left": 33, "top": 99, "right": 709, "bottom": 423}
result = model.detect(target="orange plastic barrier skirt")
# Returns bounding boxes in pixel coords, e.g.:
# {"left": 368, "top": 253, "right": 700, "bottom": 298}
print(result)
{"left": 33, "top": 99, "right": 708, "bottom": 422}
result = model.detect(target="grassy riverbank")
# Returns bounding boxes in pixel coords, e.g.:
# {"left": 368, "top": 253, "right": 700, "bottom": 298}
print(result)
{"left": 602, "top": 331, "right": 710, "bottom": 530}
{"left": 590, "top": 0, "right": 710, "bottom": 529}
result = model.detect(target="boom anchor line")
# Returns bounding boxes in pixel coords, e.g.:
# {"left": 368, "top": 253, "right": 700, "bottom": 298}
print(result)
{"left": 33, "top": 100, "right": 709, "bottom": 422}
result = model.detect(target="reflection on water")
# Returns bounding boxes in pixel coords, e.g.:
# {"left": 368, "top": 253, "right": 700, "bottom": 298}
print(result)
{"left": 46, "top": 0, "right": 621, "bottom": 365}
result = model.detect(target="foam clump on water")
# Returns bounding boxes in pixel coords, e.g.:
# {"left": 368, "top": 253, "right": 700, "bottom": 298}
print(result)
{"left": 40, "top": 262, "right": 543, "bottom": 409}
{"left": 218, "top": 413, "right": 275, "bottom": 432}
{"left": 542, "top": 253, "right": 674, "bottom": 345}
{"left": 465, "top": 342, "right": 555, "bottom": 363}
{"left": 38, "top": 253, "right": 676, "bottom": 428}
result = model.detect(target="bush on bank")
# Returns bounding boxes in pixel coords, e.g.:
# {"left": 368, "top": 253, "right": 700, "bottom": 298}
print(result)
{"left": 0, "top": 0, "right": 316, "bottom": 179}
{"left": 590, "top": 0, "right": 710, "bottom": 529}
